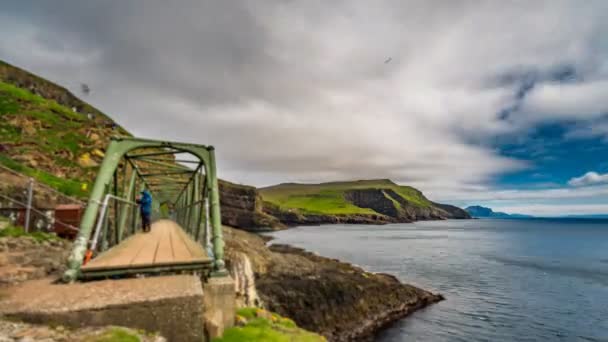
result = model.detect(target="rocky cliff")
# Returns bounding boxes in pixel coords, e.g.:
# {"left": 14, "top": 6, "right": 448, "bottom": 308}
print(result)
{"left": 219, "top": 180, "right": 283, "bottom": 231}
{"left": 223, "top": 226, "right": 443, "bottom": 341}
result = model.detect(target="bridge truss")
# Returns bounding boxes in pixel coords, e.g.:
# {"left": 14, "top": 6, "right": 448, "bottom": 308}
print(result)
{"left": 63, "top": 137, "right": 226, "bottom": 282}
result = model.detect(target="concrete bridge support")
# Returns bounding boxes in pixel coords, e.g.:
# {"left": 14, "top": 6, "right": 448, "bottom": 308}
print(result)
{"left": 0, "top": 274, "right": 236, "bottom": 342}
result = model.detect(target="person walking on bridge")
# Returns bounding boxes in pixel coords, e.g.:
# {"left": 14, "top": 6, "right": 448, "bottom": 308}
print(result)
{"left": 136, "top": 189, "right": 152, "bottom": 232}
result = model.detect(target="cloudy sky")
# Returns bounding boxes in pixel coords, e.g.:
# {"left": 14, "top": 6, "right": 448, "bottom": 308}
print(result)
{"left": 2, "top": 1, "right": 608, "bottom": 216}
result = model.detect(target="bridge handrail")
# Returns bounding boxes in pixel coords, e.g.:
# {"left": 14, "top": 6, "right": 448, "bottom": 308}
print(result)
{"left": 89, "top": 194, "right": 138, "bottom": 252}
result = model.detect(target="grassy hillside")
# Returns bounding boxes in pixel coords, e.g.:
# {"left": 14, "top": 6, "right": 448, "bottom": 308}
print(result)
{"left": 260, "top": 179, "right": 432, "bottom": 215}
{"left": 0, "top": 61, "right": 129, "bottom": 197}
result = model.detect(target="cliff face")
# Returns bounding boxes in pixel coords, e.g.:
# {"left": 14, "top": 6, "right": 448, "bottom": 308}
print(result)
{"left": 223, "top": 226, "right": 443, "bottom": 341}
{"left": 219, "top": 180, "right": 283, "bottom": 231}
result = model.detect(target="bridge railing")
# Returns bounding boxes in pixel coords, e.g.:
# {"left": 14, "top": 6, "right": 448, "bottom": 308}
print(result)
{"left": 85, "top": 194, "right": 139, "bottom": 262}
{"left": 0, "top": 164, "right": 83, "bottom": 236}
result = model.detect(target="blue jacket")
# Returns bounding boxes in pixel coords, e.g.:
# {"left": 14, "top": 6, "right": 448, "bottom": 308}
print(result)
{"left": 139, "top": 191, "right": 152, "bottom": 215}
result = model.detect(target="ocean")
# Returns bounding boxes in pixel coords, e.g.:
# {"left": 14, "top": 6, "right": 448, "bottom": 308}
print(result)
{"left": 269, "top": 219, "right": 608, "bottom": 341}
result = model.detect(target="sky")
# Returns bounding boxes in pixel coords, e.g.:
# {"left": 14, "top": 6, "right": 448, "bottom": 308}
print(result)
{"left": 1, "top": 1, "right": 608, "bottom": 216}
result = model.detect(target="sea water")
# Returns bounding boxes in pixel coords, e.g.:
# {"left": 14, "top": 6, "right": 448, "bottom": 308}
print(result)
{"left": 270, "top": 219, "right": 608, "bottom": 341}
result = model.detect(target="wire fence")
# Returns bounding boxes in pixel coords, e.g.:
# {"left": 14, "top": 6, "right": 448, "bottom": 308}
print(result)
{"left": 0, "top": 164, "right": 84, "bottom": 235}
{"left": 0, "top": 163, "right": 85, "bottom": 205}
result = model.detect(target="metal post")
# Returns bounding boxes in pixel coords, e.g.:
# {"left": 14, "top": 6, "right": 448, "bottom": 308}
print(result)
{"left": 185, "top": 183, "right": 192, "bottom": 233}
{"left": 205, "top": 194, "right": 210, "bottom": 249}
{"left": 113, "top": 170, "right": 119, "bottom": 246}
{"left": 208, "top": 147, "right": 226, "bottom": 275}
{"left": 89, "top": 195, "right": 111, "bottom": 252}
{"left": 24, "top": 178, "right": 33, "bottom": 233}
{"left": 195, "top": 171, "right": 204, "bottom": 242}
{"left": 117, "top": 170, "right": 137, "bottom": 241}
{"left": 192, "top": 174, "right": 200, "bottom": 235}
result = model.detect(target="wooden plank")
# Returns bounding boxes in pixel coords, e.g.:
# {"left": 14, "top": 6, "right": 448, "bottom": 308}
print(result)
{"left": 174, "top": 225, "right": 208, "bottom": 260}
{"left": 81, "top": 219, "right": 210, "bottom": 273}
{"left": 129, "top": 228, "right": 161, "bottom": 267}
{"left": 83, "top": 232, "right": 149, "bottom": 269}
{"left": 153, "top": 222, "right": 174, "bottom": 264}
{"left": 172, "top": 224, "right": 195, "bottom": 263}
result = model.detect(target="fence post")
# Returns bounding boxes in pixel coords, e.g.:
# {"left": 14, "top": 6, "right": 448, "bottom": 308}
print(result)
{"left": 24, "top": 178, "right": 34, "bottom": 233}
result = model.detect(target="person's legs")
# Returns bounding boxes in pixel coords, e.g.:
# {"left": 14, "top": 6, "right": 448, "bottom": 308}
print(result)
{"left": 140, "top": 211, "right": 148, "bottom": 232}
{"left": 144, "top": 214, "right": 151, "bottom": 232}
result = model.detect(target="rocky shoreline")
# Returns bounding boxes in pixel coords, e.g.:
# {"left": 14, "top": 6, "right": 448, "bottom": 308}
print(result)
{"left": 224, "top": 226, "right": 444, "bottom": 341}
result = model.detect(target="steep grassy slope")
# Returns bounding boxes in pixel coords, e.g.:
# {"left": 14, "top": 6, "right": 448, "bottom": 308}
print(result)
{"left": 0, "top": 62, "right": 129, "bottom": 197}
{"left": 260, "top": 179, "right": 469, "bottom": 225}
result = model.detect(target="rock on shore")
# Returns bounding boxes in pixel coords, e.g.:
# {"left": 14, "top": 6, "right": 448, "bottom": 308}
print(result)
{"left": 0, "top": 236, "right": 70, "bottom": 286}
{"left": 223, "top": 226, "right": 443, "bottom": 341}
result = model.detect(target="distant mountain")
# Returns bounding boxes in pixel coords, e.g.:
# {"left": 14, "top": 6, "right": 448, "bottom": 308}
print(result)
{"left": 465, "top": 205, "right": 533, "bottom": 219}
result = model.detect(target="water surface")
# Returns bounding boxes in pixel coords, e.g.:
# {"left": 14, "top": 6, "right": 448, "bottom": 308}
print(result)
{"left": 270, "top": 219, "right": 608, "bottom": 341}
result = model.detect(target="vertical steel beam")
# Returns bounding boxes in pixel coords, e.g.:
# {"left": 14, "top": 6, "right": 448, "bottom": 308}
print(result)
{"left": 191, "top": 173, "right": 200, "bottom": 235}
{"left": 113, "top": 169, "right": 119, "bottom": 245}
{"left": 208, "top": 147, "right": 226, "bottom": 275}
{"left": 195, "top": 170, "right": 204, "bottom": 242}
{"left": 117, "top": 170, "right": 137, "bottom": 241}
{"left": 185, "top": 183, "right": 192, "bottom": 233}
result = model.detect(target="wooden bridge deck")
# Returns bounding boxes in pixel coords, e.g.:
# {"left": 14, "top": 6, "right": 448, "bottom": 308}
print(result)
{"left": 80, "top": 219, "right": 211, "bottom": 279}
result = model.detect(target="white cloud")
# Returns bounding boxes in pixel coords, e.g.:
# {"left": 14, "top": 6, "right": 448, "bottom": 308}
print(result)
{"left": 1, "top": 0, "right": 608, "bottom": 207}
{"left": 568, "top": 171, "right": 608, "bottom": 187}
{"left": 519, "top": 81, "right": 608, "bottom": 124}
{"left": 430, "top": 183, "right": 608, "bottom": 202}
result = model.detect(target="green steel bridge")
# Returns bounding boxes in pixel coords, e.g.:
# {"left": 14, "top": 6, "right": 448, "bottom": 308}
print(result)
{"left": 63, "top": 136, "right": 227, "bottom": 282}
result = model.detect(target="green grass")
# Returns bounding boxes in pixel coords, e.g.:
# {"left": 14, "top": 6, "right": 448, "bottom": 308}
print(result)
{"left": 0, "top": 155, "right": 89, "bottom": 197}
{"left": 260, "top": 179, "right": 432, "bottom": 215}
{"left": 0, "top": 225, "right": 61, "bottom": 243}
{"left": 0, "top": 79, "right": 95, "bottom": 198}
{"left": 0, "top": 81, "right": 91, "bottom": 153}
{"left": 85, "top": 328, "right": 141, "bottom": 342}
{"left": 0, "top": 81, "right": 83, "bottom": 121}
{"left": 213, "top": 308, "right": 325, "bottom": 342}
{"left": 0, "top": 62, "right": 137, "bottom": 202}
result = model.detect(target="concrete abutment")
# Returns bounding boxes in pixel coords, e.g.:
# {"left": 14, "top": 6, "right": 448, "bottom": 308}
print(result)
{"left": 0, "top": 274, "right": 236, "bottom": 342}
